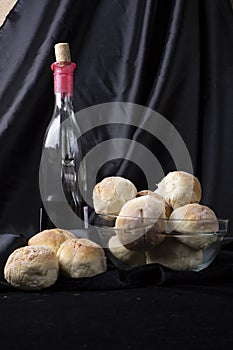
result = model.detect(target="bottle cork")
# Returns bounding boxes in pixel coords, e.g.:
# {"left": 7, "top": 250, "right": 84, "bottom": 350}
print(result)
{"left": 54, "top": 43, "right": 71, "bottom": 62}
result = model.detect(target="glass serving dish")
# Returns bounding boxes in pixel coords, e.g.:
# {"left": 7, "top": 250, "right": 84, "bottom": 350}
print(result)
{"left": 90, "top": 214, "right": 229, "bottom": 272}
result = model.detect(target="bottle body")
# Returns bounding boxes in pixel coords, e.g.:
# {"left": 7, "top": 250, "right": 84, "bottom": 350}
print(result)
{"left": 40, "top": 62, "right": 86, "bottom": 230}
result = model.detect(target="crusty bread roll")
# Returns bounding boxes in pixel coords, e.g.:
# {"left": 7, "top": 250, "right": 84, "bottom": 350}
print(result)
{"left": 57, "top": 238, "right": 107, "bottom": 278}
{"left": 137, "top": 190, "right": 172, "bottom": 218}
{"left": 108, "top": 235, "right": 146, "bottom": 266}
{"left": 146, "top": 238, "right": 203, "bottom": 271}
{"left": 4, "top": 245, "right": 59, "bottom": 290}
{"left": 115, "top": 195, "right": 166, "bottom": 251}
{"left": 60, "top": 229, "right": 77, "bottom": 240}
{"left": 93, "top": 176, "right": 137, "bottom": 215}
{"left": 155, "top": 171, "right": 202, "bottom": 209}
{"left": 28, "top": 228, "right": 76, "bottom": 254}
{"left": 168, "top": 203, "right": 219, "bottom": 249}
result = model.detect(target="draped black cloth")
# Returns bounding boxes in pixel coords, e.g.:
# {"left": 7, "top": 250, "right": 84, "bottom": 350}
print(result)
{"left": 0, "top": 0, "right": 232, "bottom": 236}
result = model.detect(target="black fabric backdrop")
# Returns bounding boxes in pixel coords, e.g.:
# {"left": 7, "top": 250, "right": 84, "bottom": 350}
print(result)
{"left": 0, "top": 0, "right": 232, "bottom": 236}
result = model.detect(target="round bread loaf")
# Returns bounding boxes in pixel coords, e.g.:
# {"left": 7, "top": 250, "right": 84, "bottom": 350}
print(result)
{"left": 146, "top": 238, "right": 203, "bottom": 271}
{"left": 115, "top": 195, "right": 166, "bottom": 251}
{"left": 28, "top": 228, "right": 76, "bottom": 254}
{"left": 93, "top": 176, "right": 137, "bottom": 215}
{"left": 155, "top": 171, "right": 202, "bottom": 209}
{"left": 137, "top": 190, "right": 172, "bottom": 218}
{"left": 57, "top": 238, "right": 107, "bottom": 278}
{"left": 4, "top": 245, "right": 59, "bottom": 290}
{"left": 108, "top": 235, "right": 146, "bottom": 266}
{"left": 168, "top": 203, "right": 219, "bottom": 249}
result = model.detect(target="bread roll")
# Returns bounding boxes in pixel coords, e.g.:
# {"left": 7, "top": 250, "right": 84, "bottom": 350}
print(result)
{"left": 168, "top": 203, "right": 219, "bottom": 249}
{"left": 57, "top": 238, "right": 107, "bottom": 278}
{"left": 108, "top": 235, "right": 146, "bottom": 266}
{"left": 93, "top": 176, "right": 137, "bottom": 215}
{"left": 4, "top": 245, "right": 59, "bottom": 290}
{"left": 146, "top": 238, "right": 203, "bottom": 271}
{"left": 115, "top": 195, "right": 166, "bottom": 250}
{"left": 137, "top": 190, "right": 172, "bottom": 218}
{"left": 28, "top": 228, "right": 76, "bottom": 254}
{"left": 60, "top": 229, "right": 77, "bottom": 240}
{"left": 155, "top": 171, "right": 202, "bottom": 209}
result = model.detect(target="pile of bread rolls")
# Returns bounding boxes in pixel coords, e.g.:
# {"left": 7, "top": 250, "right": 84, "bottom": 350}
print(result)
{"left": 93, "top": 171, "right": 220, "bottom": 271}
{"left": 3, "top": 170, "right": 220, "bottom": 290}
{"left": 4, "top": 228, "right": 107, "bottom": 290}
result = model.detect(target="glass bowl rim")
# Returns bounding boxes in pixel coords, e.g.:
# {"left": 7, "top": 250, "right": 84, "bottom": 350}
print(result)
{"left": 96, "top": 214, "right": 229, "bottom": 225}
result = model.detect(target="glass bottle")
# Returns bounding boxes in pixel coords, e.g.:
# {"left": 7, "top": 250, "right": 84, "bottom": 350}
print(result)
{"left": 39, "top": 43, "right": 87, "bottom": 230}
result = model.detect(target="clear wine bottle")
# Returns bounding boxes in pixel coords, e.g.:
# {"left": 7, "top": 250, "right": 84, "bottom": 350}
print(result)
{"left": 39, "top": 43, "right": 87, "bottom": 230}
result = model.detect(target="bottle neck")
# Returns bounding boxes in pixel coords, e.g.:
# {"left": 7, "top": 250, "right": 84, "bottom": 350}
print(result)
{"left": 51, "top": 61, "right": 76, "bottom": 96}
{"left": 54, "top": 93, "right": 73, "bottom": 109}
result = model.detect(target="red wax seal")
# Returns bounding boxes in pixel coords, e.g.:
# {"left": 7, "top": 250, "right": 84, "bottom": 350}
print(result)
{"left": 51, "top": 62, "right": 76, "bottom": 95}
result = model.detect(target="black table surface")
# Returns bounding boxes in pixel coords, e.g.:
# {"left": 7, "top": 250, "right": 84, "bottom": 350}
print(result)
{"left": 1, "top": 233, "right": 233, "bottom": 350}
{"left": 1, "top": 276, "right": 233, "bottom": 350}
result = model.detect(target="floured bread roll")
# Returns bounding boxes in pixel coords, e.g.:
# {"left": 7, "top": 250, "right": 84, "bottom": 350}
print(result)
{"left": 137, "top": 190, "right": 172, "bottom": 218}
{"left": 28, "top": 228, "right": 76, "bottom": 254}
{"left": 155, "top": 171, "right": 202, "bottom": 209}
{"left": 93, "top": 176, "right": 137, "bottom": 215}
{"left": 57, "top": 238, "right": 107, "bottom": 278}
{"left": 108, "top": 235, "right": 146, "bottom": 266}
{"left": 115, "top": 195, "right": 166, "bottom": 251}
{"left": 146, "top": 238, "right": 203, "bottom": 271}
{"left": 4, "top": 245, "right": 59, "bottom": 290}
{"left": 168, "top": 203, "right": 219, "bottom": 249}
